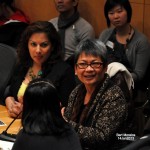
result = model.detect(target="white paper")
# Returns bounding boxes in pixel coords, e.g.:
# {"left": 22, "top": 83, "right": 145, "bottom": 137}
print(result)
{"left": 0, "top": 140, "right": 14, "bottom": 150}
{"left": 0, "top": 120, "right": 6, "bottom": 126}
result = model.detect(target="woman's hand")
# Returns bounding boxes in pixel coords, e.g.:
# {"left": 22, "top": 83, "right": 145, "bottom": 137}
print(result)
{"left": 61, "top": 107, "right": 65, "bottom": 116}
{"left": 18, "top": 96, "right": 23, "bottom": 104}
{"left": 61, "top": 107, "right": 68, "bottom": 122}
{"left": 5, "top": 97, "right": 23, "bottom": 118}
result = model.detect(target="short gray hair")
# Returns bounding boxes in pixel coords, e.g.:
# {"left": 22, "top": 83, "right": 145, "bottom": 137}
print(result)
{"left": 74, "top": 39, "right": 108, "bottom": 66}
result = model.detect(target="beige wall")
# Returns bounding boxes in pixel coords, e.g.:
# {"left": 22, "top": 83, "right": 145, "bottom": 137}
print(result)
{"left": 15, "top": 0, "right": 150, "bottom": 39}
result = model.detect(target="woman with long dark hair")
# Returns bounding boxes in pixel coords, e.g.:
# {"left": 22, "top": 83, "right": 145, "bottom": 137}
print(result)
{"left": 12, "top": 79, "right": 81, "bottom": 150}
{"left": 5, "top": 21, "right": 76, "bottom": 118}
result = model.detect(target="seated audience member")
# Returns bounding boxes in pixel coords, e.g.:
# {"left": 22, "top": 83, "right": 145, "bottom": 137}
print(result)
{"left": 99, "top": 0, "right": 150, "bottom": 136}
{"left": 12, "top": 79, "right": 82, "bottom": 150}
{"left": 4, "top": 21, "right": 76, "bottom": 118}
{"left": 0, "top": 0, "right": 29, "bottom": 47}
{"left": 99, "top": 0, "right": 150, "bottom": 89}
{"left": 62, "top": 39, "right": 135, "bottom": 150}
{"left": 49, "top": 0, "right": 95, "bottom": 67}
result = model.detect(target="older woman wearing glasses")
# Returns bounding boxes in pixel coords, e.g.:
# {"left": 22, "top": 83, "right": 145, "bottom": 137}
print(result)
{"left": 62, "top": 39, "right": 134, "bottom": 150}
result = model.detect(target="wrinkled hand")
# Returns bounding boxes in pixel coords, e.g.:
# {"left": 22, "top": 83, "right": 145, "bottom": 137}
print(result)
{"left": 5, "top": 97, "right": 23, "bottom": 118}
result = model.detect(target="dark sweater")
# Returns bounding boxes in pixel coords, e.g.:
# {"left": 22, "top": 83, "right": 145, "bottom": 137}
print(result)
{"left": 12, "top": 128, "right": 82, "bottom": 150}
{"left": 5, "top": 60, "right": 76, "bottom": 106}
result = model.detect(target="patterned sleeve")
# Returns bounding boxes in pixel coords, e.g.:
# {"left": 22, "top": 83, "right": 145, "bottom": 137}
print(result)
{"left": 64, "top": 86, "right": 128, "bottom": 148}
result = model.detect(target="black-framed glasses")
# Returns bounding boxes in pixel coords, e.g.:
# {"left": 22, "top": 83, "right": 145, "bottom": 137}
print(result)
{"left": 76, "top": 62, "right": 103, "bottom": 69}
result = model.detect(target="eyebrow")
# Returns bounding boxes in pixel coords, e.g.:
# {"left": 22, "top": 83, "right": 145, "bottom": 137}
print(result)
{"left": 29, "top": 40, "right": 49, "bottom": 43}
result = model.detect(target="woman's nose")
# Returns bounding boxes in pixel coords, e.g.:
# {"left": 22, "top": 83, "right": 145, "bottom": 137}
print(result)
{"left": 114, "top": 12, "right": 119, "bottom": 19}
{"left": 36, "top": 45, "right": 41, "bottom": 53}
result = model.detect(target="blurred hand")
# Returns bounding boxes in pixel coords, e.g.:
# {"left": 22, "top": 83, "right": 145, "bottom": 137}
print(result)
{"left": 61, "top": 107, "right": 68, "bottom": 122}
{"left": 5, "top": 97, "right": 23, "bottom": 118}
{"left": 18, "top": 96, "right": 23, "bottom": 104}
{"left": 61, "top": 107, "right": 65, "bottom": 117}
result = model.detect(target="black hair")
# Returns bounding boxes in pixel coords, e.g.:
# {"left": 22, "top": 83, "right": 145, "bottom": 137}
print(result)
{"left": 0, "top": 0, "right": 15, "bottom": 11}
{"left": 0, "top": 0, "right": 13, "bottom": 5}
{"left": 104, "top": 0, "right": 132, "bottom": 27}
{"left": 74, "top": 39, "right": 108, "bottom": 67}
{"left": 22, "top": 78, "right": 70, "bottom": 135}
{"left": 17, "top": 21, "right": 63, "bottom": 71}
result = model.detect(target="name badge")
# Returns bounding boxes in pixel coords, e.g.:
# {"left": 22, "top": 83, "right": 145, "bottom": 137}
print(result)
{"left": 106, "top": 41, "right": 114, "bottom": 50}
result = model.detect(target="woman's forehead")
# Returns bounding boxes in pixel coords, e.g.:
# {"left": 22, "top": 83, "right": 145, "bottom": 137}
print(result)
{"left": 78, "top": 52, "right": 102, "bottom": 60}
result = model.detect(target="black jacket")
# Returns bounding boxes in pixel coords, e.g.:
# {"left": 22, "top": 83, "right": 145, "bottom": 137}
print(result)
{"left": 12, "top": 128, "right": 82, "bottom": 150}
{"left": 5, "top": 60, "right": 76, "bottom": 106}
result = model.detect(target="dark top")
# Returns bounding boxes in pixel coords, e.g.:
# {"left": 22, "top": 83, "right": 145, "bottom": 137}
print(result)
{"left": 5, "top": 60, "right": 76, "bottom": 106}
{"left": 65, "top": 75, "right": 134, "bottom": 150}
{"left": 99, "top": 28, "right": 150, "bottom": 84}
{"left": 105, "top": 29, "right": 131, "bottom": 70}
{"left": 12, "top": 128, "right": 82, "bottom": 150}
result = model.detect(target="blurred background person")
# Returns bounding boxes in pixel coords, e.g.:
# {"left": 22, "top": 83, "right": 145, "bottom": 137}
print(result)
{"left": 0, "top": 0, "right": 29, "bottom": 25}
{"left": 50, "top": 0, "right": 95, "bottom": 67}
{"left": 4, "top": 21, "right": 75, "bottom": 118}
{"left": 0, "top": 0, "right": 30, "bottom": 48}
{"left": 99, "top": 0, "right": 150, "bottom": 94}
{"left": 99, "top": 0, "right": 150, "bottom": 135}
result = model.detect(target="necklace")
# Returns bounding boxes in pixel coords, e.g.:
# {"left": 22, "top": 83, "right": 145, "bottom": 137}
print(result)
{"left": 115, "top": 25, "right": 132, "bottom": 49}
{"left": 28, "top": 67, "right": 42, "bottom": 81}
{"left": 115, "top": 25, "right": 132, "bottom": 42}
{"left": 126, "top": 25, "right": 132, "bottom": 44}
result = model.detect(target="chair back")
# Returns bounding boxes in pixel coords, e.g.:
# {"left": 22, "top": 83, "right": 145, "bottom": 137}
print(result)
{"left": 0, "top": 43, "right": 17, "bottom": 104}
{"left": 121, "top": 134, "right": 150, "bottom": 150}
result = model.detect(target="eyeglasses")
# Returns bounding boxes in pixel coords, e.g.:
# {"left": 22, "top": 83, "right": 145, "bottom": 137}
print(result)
{"left": 76, "top": 62, "right": 103, "bottom": 69}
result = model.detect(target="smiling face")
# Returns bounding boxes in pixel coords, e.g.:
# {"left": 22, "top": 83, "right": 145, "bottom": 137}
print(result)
{"left": 28, "top": 32, "right": 52, "bottom": 66}
{"left": 75, "top": 52, "right": 107, "bottom": 89}
{"left": 108, "top": 5, "right": 128, "bottom": 27}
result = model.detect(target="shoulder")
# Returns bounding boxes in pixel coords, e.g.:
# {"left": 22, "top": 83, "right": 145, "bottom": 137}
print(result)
{"left": 100, "top": 82, "right": 127, "bottom": 111}
{"left": 10, "top": 10, "right": 30, "bottom": 24}
{"left": 99, "top": 28, "right": 114, "bottom": 42}
{"left": 106, "top": 75, "right": 124, "bottom": 92}
{"left": 64, "top": 17, "right": 95, "bottom": 39}
{"left": 129, "top": 29, "right": 150, "bottom": 53}
{"left": 76, "top": 17, "right": 93, "bottom": 28}
{"left": 68, "top": 84, "right": 83, "bottom": 100}
{"left": 101, "top": 28, "right": 114, "bottom": 34}
{"left": 74, "top": 17, "right": 95, "bottom": 35}
{"left": 108, "top": 82, "right": 124, "bottom": 96}
{"left": 49, "top": 17, "right": 58, "bottom": 29}
{"left": 49, "top": 17, "right": 58, "bottom": 23}
{"left": 103, "top": 75, "right": 125, "bottom": 100}
{"left": 133, "top": 29, "right": 150, "bottom": 43}
{"left": 13, "top": 129, "right": 25, "bottom": 146}
{"left": 10, "top": 64, "right": 27, "bottom": 79}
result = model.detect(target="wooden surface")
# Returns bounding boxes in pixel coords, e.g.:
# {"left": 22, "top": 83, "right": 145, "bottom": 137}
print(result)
{"left": 0, "top": 105, "right": 21, "bottom": 134}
